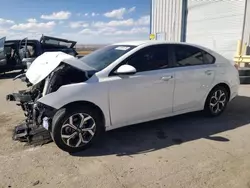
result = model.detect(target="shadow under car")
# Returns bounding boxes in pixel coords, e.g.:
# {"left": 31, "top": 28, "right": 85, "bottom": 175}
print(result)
{"left": 71, "top": 95, "right": 250, "bottom": 157}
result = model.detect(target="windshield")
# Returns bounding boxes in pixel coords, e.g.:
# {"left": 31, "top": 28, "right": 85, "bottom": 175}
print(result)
{"left": 79, "top": 45, "right": 135, "bottom": 71}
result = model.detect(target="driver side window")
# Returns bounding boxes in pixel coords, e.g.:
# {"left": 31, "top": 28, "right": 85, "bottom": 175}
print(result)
{"left": 124, "top": 45, "right": 169, "bottom": 72}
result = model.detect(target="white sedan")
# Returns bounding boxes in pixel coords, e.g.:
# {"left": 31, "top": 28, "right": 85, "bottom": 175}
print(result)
{"left": 24, "top": 41, "right": 239, "bottom": 153}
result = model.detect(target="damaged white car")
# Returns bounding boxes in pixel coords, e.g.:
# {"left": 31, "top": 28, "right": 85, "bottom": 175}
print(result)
{"left": 7, "top": 41, "right": 239, "bottom": 153}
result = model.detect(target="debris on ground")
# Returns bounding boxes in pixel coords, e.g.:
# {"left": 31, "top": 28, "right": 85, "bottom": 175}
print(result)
{"left": 32, "top": 180, "right": 40, "bottom": 186}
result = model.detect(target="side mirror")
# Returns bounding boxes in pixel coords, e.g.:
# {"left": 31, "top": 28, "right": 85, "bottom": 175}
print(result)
{"left": 115, "top": 64, "right": 136, "bottom": 75}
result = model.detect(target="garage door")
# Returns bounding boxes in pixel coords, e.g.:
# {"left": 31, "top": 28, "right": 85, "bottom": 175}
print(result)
{"left": 186, "top": 0, "right": 245, "bottom": 61}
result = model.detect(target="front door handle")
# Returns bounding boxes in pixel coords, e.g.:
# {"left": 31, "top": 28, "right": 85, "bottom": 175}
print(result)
{"left": 161, "top": 75, "right": 173, "bottom": 81}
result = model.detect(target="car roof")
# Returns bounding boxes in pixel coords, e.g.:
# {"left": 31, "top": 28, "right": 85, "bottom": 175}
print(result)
{"left": 113, "top": 40, "right": 207, "bottom": 49}
{"left": 112, "top": 40, "right": 228, "bottom": 63}
{"left": 113, "top": 41, "right": 150, "bottom": 46}
{"left": 5, "top": 39, "right": 39, "bottom": 43}
{"left": 114, "top": 40, "right": 216, "bottom": 54}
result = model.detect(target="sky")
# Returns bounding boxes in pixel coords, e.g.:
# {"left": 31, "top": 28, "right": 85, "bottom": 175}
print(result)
{"left": 0, "top": 0, "right": 151, "bottom": 44}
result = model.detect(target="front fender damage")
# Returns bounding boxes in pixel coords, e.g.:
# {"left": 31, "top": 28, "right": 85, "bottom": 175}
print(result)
{"left": 38, "top": 82, "right": 88, "bottom": 110}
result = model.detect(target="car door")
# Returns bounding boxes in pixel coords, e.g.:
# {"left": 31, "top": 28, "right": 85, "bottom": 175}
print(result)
{"left": 0, "top": 37, "right": 7, "bottom": 66}
{"left": 108, "top": 44, "right": 175, "bottom": 127}
{"left": 171, "top": 44, "right": 216, "bottom": 112}
{"left": 18, "top": 37, "right": 28, "bottom": 62}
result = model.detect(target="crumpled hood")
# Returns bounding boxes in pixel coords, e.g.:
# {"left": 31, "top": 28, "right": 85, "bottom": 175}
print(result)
{"left": 26, "top": 52, "right": 95, "bottom": 85}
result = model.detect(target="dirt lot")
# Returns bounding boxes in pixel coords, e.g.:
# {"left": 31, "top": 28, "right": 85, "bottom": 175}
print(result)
{"left": 0, "top": 72, "right": 250, "bottom": 188}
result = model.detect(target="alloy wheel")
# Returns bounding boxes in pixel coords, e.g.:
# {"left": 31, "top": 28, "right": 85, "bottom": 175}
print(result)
{"left": 209, "top": 89, "right": 227, "bottom": 114}
{"left": 61, "top": 113, "right": 96, "bottom": 148}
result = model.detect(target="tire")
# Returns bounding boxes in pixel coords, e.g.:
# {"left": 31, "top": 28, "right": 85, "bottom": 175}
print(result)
{"left": 204, "top": 86, "right": 229, "bottom": 117}
{"left": 51, "top": 105, "right": 104, "bottom": 153}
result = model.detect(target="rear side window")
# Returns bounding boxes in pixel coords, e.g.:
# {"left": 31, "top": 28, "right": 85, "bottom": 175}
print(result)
{"left": 203, "top": 52, "right": 215, "bottom": 64}
{"left": 174, "top": 45, "right": 215, "bottom": 67}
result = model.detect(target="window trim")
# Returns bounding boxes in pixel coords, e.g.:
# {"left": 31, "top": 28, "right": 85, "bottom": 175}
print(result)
{"left": 171, "top": 44, "right": 216, "bottom": 68}
{"left": 109, "top": 44, "right": 173, "bottom": 77}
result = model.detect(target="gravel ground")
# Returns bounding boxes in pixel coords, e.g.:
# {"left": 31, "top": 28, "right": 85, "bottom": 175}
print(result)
{"left": 0, "top": 72, "right": 250, "bottom": 188}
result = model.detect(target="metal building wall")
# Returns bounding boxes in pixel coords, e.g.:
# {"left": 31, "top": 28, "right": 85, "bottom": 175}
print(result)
{"left": 151, "top": 0, "right": 183, "bottom": 41}
{"left": 186, "top": 0, "right": 246, "bottom": 60}
{"left": 242, "top": 0, "right": 250, "bottom": 53}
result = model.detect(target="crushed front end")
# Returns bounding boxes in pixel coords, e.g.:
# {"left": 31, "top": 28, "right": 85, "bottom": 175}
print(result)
{"left": 6, "top": 52, "right": 92, "bottom": 145}
{"left": 6, "top": 76, "right": 56, "bottom": 145}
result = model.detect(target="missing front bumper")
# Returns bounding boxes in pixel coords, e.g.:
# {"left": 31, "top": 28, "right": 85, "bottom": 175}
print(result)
{"left": 6, "top": 91, "right": 32, "bottom": 102}
{"left": 7, "top": 91, "right": 54, "bottom": 146}
{"left": 13, "top": 122, "right": 52, "bottom": 145}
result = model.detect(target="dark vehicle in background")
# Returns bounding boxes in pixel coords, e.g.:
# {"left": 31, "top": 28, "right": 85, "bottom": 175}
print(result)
{"left": 0, "top": 35, "right": 78, "bottom": 73}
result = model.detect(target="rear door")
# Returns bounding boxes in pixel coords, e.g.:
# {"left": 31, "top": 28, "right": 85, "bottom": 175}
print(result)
{"left": 171, "top": 44, "right": 216, "bottom": 112}
{"left": 0, "top": 37, "right": 6, "bottom": 66}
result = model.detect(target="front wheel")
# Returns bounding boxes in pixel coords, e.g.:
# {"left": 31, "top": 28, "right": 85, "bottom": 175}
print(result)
{"left": 51, "top": 105, "right": 104, "bottom": 153}
{"left": 204, "top": 86, "right": 229, "bottom": 117}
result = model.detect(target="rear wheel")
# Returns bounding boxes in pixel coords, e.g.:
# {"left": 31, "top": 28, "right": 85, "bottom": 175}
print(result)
{"left": 51, "top": 105, "right": 104, "bottom": 153}
{"left": 204, "top": 86, "right": 229, "bottom": 117}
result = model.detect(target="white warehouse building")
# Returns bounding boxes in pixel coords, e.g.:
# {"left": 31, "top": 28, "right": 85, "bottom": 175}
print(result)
{"left": 150, "top": 0, "right": 250, "bottom": 61}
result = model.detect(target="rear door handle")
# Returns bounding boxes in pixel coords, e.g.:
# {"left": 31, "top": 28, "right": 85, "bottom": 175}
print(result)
{"left": 161, "top": 75, "right": 173, "bottom": 81}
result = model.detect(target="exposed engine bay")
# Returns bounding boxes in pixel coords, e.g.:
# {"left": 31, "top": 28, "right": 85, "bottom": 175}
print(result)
{"left": 6, "top": 52, "right": 94, "bottom": 145}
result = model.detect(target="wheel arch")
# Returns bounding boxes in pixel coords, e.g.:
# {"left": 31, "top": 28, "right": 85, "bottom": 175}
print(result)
{"left": 211, "top": 83, "right": 231, "bottom": 97}
{"left": 204, "top": 82, "right": 231, "bottom": 108}
{"left": 61, "top": 100, "right": 106, "bottom": 127}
